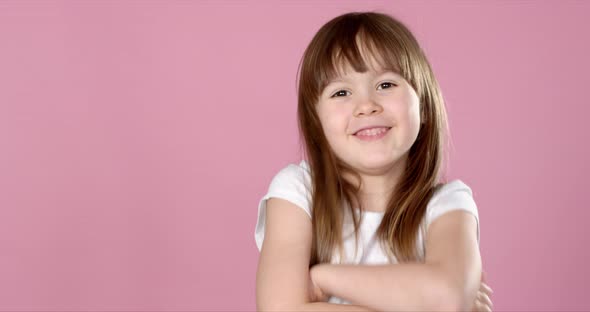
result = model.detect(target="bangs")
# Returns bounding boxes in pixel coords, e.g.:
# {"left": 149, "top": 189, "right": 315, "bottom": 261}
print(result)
{"left": 315, "top": 26, "right": 408, "bottom": 95}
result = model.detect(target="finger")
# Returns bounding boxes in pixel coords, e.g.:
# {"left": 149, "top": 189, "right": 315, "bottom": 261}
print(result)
{"left": 479, "top": 281, "right": 492, "bottom": 293}
{"left": 478, "top": 292, "right": 494, "bottom": 308}
{"left": 475, "top": 300, "right": 492, "bottom": 312}
{"left": 481, "top": 282, "right": 494, "bottom": 295}
{"left": 472, "top": 301, "right": 481, "bottom": 312}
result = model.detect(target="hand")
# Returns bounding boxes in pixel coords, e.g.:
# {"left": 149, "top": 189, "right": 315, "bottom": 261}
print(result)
{"left": 308, "top": 265, "right": 330, "bottom": 302}
{"left": 471, "top": 271, "right": 493, "bottom": 311}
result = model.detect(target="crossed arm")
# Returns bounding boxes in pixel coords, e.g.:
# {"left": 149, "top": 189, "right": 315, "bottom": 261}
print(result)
{"left": 309, "top": 210, "right": 482, "bottom": 311}
{"left": 256, "top": 197, "right": 481, "bottom": 311}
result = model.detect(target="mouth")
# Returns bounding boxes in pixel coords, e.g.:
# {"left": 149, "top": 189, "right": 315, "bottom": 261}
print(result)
{"left": 353, "top": 127, "right": 392, "bottom": 141}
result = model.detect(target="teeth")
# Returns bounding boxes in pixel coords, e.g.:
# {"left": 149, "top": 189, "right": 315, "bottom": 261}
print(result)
{"left": 356, "top": 127, "right": 389, "bottom": 136}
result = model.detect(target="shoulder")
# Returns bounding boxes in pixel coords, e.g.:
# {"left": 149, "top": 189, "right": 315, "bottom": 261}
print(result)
{"left": 254, "top": 160, "right": 313, "bottom": 251}
{"left": 429, "top": 180, "right": 475, "bottom": 208}
{"left": 425, "top": 179, "right": 480, "bottom": 242}
{"left": 266, "top": 160, "right": 312, "bottom": 213}
{"left": 269, "top": 160, "right": 311, "bottom": 187}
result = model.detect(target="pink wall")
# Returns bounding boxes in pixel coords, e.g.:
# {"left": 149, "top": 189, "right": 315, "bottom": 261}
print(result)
{"left": 1, "top": 1, "right": 588, "bottom": 310}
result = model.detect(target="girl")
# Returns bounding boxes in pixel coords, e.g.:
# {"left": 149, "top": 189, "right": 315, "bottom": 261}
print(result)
{"left": 255, "top": 11, "right": 493, "bottom": 311}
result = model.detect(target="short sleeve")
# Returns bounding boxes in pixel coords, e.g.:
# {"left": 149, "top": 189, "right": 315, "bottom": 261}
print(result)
{"left": 254, "top": 160, "right": 312, "bottom": 252}
{"left": 425, "top": 179, "right": 480, "bottom": 244}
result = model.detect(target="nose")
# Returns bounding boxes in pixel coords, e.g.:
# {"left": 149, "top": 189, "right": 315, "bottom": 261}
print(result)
{"left": 353, "top": 96, "right": 383, "bottom": 117}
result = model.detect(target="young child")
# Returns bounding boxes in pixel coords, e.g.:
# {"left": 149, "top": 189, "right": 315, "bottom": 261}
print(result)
{"left": 255, "top": 11, "right": 493, "bottom": 311}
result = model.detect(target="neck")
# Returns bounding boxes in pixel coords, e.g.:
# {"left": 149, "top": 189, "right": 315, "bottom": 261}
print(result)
{"left": 343, "top": 155, "right": 407, "bottom": 213}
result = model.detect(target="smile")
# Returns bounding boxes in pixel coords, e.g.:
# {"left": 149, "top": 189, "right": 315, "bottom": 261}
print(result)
{"left": 353, "top": 127, "right": 392, "bottom": 141}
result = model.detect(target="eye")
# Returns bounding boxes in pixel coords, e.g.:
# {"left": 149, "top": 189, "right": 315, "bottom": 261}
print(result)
{"left": 377, "top": 82, "right": 397, "bottom": 90}
{"left": 330, "top": 90, "right": 351, "bottom": 98}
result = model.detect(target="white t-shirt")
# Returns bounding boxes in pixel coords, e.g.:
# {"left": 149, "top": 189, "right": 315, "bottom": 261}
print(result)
{"left": 254, "top": 160, "right": 480, "bottom": 305}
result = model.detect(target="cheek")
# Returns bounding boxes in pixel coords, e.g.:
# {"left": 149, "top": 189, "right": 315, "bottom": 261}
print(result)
{"left": 399, "top": 92, "right": 421, "bottom": 128}
{"left": 389, "top": 97, "right": 421, "bottom": 143}
{"left": 318, "top": 107, "right": 349, "bottom": 137}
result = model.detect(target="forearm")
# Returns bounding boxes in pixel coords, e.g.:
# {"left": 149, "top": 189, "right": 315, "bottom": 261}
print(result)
{"left": 311, "top": 263, "right": 459, "bottom": 311}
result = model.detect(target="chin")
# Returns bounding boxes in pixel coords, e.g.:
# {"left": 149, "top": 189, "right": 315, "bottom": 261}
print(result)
{"left": 356, "top": 156, "right": 397, "bottom": 171}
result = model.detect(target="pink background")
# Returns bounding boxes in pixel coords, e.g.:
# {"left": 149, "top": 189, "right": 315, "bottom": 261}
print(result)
{"left": 1, "top": 1, "right": 588, "bottom": 311}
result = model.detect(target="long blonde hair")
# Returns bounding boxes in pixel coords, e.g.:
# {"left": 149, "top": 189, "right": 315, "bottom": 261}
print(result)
{"left": 296, "top": 11, "right": 450, "bottom": 266}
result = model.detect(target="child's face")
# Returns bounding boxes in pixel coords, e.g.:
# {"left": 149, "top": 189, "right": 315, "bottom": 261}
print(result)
{"left": 315, "top": 57, "right": 421, "bottom": 175}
